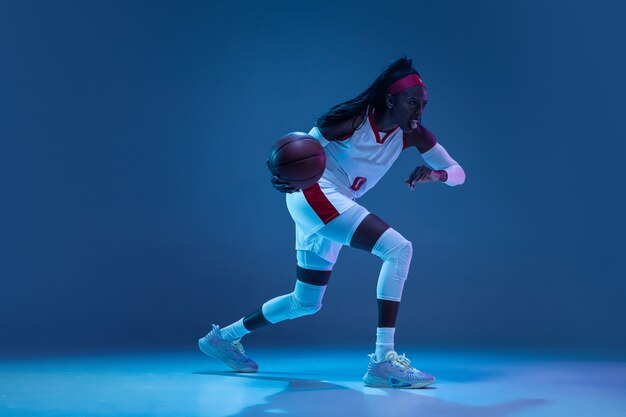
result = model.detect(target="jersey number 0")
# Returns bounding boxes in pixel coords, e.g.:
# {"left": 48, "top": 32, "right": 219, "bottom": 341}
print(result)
{"left": 351, "top": 177, "right": 367, "bottom": 191}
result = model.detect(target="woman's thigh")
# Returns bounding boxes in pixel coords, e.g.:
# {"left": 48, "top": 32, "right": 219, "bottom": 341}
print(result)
{"left": 315, "top": 203, "right": 371, "bottom": 245}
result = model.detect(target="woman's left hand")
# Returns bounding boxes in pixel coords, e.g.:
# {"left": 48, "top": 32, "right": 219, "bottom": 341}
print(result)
{"left": 405, "top": 166, "right": 447, "bottom": 190}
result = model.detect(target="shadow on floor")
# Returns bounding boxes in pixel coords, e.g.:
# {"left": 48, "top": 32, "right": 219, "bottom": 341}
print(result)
{"left": 195, "top": 370, "right": 547, "bottom": 417}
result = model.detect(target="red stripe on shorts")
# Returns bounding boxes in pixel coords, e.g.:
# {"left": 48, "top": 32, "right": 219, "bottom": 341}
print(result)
{"left": 302, "top": 183, "right": 340, "bottom": 224}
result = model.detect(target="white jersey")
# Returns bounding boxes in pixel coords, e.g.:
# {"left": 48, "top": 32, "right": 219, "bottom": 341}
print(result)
{"left": 310, "top": 110, "right": 406, "bottom": 199}
{"left": 288, "top": 109, "right": 464, "bottom": 253}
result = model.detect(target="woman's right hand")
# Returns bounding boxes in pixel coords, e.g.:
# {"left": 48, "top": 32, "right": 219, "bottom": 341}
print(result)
{"left": 267, "top": 159, "right": 296, "bottom": 193}
{"left": 270, "top": 175, "right": 297, "bottom": 193}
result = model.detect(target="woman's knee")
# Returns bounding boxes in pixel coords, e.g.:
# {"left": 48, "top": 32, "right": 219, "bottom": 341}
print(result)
{"left": 262, "top": 280, "right": 326, "bottom": 322}
{"left": 374, "top": 231, "right": 412, "bottom": 302}
{"left": 372, "top": 229, "right": 413, "bottom": 263}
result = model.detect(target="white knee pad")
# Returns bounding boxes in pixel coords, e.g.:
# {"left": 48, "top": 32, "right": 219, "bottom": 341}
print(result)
{"left": 262, "top": 280, "right": 326, "bottom": 323}
{"left": 372, "top": 228, "right": 413, "bottom": 302}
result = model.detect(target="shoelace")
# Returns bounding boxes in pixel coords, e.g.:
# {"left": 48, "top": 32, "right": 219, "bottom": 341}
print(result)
{"left": 389, "top": 353, "right": 417, "bottom": 371}
{"left": 232, "top": 341, "right": 246, "bottom": 355}
{"left": 213, "top": 325, "right": 247, "bottom": 356}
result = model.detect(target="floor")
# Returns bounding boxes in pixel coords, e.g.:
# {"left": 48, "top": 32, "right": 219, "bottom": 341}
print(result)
{"left": 1, "top": 347, "right": 625, "bottom": 417}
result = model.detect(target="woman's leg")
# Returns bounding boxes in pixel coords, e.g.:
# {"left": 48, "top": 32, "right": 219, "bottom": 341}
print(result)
{"left": 316, "top": 206, "right": 413, "bottom": 360}
{"left": 314, "top": 206, "right": 435, "bottom": 388}
{"left": 219, "top": 247, "right": 336, "bottom": 341}
{"left": 219, "top": 201, "right": 411, "bottom": 352}
{"left": 199, "top": 248, "right": 337, "bottom": 372}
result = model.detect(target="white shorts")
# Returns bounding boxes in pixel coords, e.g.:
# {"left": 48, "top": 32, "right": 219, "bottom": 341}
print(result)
{"left": 285, "top": 174, "right": 369, "bottom": 264}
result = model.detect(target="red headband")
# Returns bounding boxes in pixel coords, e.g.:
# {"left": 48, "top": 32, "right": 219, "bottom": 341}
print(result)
{"left": 387, "top": 74, "right": 426, "bottom": 94}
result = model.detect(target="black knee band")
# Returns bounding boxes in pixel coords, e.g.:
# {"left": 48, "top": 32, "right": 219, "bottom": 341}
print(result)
{"left": 243, "top": 308, "right": 271, "bottom": 331}
{"left": 296, "top": 266, "right": 331, "bottom": 286}
{"left": 377, "top": 299, "right": 401, "bottom": 328}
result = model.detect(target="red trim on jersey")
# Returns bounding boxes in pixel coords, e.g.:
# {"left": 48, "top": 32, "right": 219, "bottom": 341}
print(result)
{"left": 402, "top": 133, "right": 411, "bottom": 150}
{"left": 380, "top": 128, "right": 399, "bottom": 144}
{"left": 302, "top": 183, "right": 340, "bottom": 224}
{"left": 368, "top": 111, "right": 399, "bottom": 145}
{"left": 337, "top": 132, "right": 353, "bottom": 141}
{"left": 350, "top": 177, "right": 368, "bottom": 191}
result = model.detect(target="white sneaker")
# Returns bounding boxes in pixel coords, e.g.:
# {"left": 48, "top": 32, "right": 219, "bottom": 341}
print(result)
{"left": 198, "top": 324, "right": 258, "bottom": 373}
{"left": 363, "top": 351, "right": 436, "bottom": 388}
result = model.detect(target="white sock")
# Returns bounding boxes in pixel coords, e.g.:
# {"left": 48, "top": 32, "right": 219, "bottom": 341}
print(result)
{"left": 220, "top": 318, "right": 251, "bottom": 341}
{"left": 375, "top": 327, "right": 395, "bottom": 361}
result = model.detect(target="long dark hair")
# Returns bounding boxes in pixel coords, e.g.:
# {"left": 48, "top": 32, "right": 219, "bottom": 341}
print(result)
{"left": 316, "top": 57, "right": 420, "bottom": 130}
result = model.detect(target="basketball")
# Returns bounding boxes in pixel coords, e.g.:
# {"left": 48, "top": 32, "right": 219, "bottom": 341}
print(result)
{"left": 268, "top": 132, "right": 326, "bottom": 190}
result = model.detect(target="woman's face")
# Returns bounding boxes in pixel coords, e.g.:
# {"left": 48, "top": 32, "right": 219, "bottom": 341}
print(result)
{"left": 390, "top": 86, "right": 428, "bottom": 132}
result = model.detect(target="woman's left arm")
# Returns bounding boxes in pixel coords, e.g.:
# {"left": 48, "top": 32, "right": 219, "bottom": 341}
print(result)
{"left": 404, "top": 124, "right": 466, "bottom": 189}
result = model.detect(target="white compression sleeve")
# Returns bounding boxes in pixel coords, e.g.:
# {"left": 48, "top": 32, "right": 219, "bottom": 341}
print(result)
{"left": 372, "top": 228, "right": 413, "bottom": 302}
{"left": 261, "top": 281, "right": 326, "bottom": 323}
{"left": 308, "top": 126, "right": 331, "bottom": 148}
{"left": 421, "top": 143, "right": 466, "bottom": 186}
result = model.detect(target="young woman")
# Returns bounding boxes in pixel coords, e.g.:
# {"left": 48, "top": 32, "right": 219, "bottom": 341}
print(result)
{"left": 199, "top": 57, "right": 465, "bottom": 389}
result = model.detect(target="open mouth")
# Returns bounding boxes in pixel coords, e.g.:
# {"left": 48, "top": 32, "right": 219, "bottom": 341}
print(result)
{"left": 410, "top": 119, "right": 419, "bottom": 129}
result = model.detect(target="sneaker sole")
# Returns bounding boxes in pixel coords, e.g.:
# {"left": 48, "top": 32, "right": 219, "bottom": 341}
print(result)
{"left": 363, "top": 373, "right": 435, "bottom": 389}
{"left": 198, "top": 337, "right": 258, "bottom": 373}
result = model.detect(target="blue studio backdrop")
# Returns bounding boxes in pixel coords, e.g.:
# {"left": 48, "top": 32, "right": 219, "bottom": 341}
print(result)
{"left": 1, "top": 0, "right": 625, "bottom": 354}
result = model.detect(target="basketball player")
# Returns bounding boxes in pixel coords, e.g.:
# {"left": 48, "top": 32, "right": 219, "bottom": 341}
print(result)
{"left": 199, "top": 57, "right": 465, "bottom": 388}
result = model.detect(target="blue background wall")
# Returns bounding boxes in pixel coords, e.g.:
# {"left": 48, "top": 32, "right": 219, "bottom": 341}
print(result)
{"left": 1, "top": 0, "right": 624, "bottom": 354}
